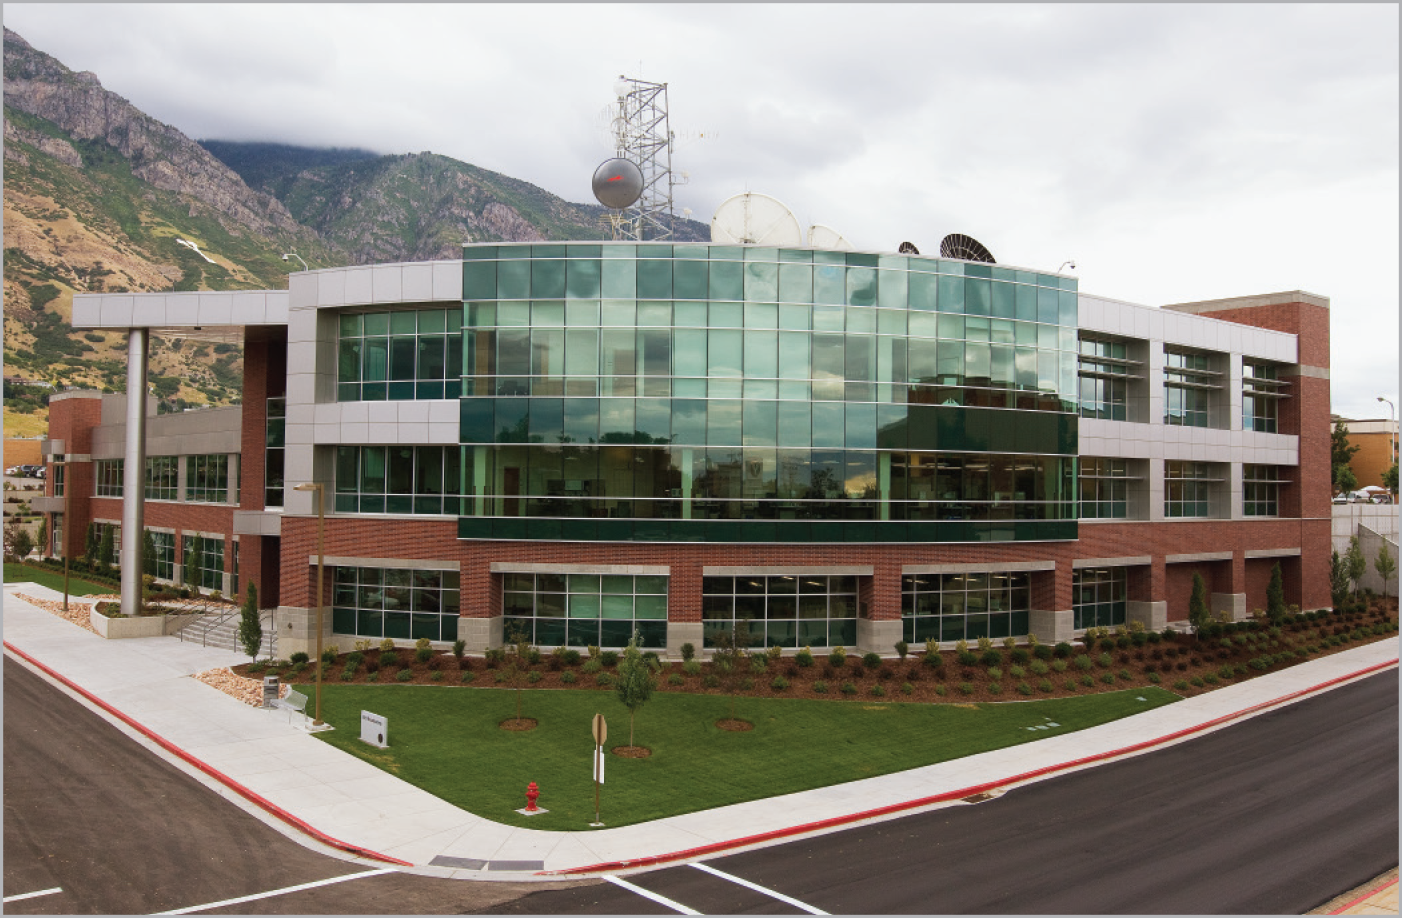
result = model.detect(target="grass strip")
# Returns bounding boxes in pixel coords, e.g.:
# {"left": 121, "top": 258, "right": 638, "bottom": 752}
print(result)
{"left": 311, "top": 685, "right": 1179, "bottom": 830}
{"left": 3, "top": 562, "right": 113, "bottom": 596}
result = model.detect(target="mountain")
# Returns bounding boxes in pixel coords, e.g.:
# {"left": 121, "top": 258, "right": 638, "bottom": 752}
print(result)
{"left": 2, "top": 28, "right": 712, "bottom": 434}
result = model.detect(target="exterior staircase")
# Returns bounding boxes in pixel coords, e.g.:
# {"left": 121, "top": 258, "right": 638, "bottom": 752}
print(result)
{"left": 175, "top": 608, "right": 278, "bottom": 658}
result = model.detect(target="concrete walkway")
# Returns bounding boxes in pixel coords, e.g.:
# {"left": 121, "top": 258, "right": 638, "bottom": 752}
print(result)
{"left": 4, "top": 581, "right": 1398, "bottom": 883}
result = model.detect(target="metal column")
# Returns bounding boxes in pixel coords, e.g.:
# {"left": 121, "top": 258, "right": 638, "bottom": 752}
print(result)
{"left": 120, "top": 328, "right": 149, "bottom": 616}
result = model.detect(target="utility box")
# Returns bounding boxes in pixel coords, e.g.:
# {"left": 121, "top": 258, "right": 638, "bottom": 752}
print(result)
{"left": 262, "top": 675, "right": 280, "bottom": 708}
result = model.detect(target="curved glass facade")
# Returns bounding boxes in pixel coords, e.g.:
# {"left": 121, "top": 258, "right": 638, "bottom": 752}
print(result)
{"left": 450, "top": 243, "right": 1078, "bottom": 543}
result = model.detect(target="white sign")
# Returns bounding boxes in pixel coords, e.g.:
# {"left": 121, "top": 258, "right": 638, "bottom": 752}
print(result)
{"left": 595, "top": 745, "right": 605, "bottom": 785}
{"left": 360, "top": 710, "right": 388, "bottom": 748}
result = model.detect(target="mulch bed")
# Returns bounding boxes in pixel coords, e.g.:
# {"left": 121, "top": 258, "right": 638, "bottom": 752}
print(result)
{"left": 498, "top": 717, "right": 537, "bottom": 732}
{"left": 232, "top": 599, "right": 1398, "bottom": 706}
{"left": 612, "top": 745, "right": 652, "bottom": 758}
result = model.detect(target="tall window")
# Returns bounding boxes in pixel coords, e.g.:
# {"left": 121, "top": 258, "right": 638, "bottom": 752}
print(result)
{"left": 1164, "top": 349, "right": 1215, "bottom": 428}
{"left": 337, "top": 308, "right": 463, "bottom": 401}
{"left": 702, "top": 574, "right": 855, "bottom": 649}
{"left": 1078, "top": 337, "right": 1132, "bottom": 421}
{"left": 186, "top": 455, "right": 230, "bottom": 503}
{"left": 149, "top": 530, "right": 175, "bottom": 580}
{"left": 1074, "top": 567, "right": 1127, "bottom": 630}
{"left": 95, "top": 459, "right": 124, "bottom": 497}
{"left": 1165, "top": 461, "right": 1213, "bottom": 518}
{"left": 901, "top": 572, "right": 1032, "bottom": 643}
{"left": 335, "top": 445, "right": 461, "bottom": 514}
{"left": 265, "top": 397, "right": 285, "bottom": 507}
{"left": 182, "top": 534, "right": 224, "bottom": 591}
{"left": 146, "top": 457, "right": 179, "bottom": 500}
{"left": 1243, "top": 361, "right": 1285, "bottom": 433}
{"left": 1078, "top": 458, "right": 1131, "bottom": 519}
{"left": 52, "top": 459, "right": 65, "bottom": 497}
{"left": 1243, "top": 464, "right": 1284, "bottom": 517}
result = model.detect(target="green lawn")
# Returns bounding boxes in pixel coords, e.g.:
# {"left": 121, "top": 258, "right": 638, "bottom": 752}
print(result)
{"left": 311, "top": 685, "right": 1180, "bottom": 830}
{"left": 3, "top": 562, "right": 113, "bottom": 596}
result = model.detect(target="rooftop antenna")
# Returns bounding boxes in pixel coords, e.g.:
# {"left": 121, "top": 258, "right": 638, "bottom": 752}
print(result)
{"left": 939, "top": 233, "right": 996, "bottom": 264}
{"left": 711, "top": 192, "right": 801, "bottom": 245}
{"left": 605, "top": 75, "right": 677, "bottom": 241}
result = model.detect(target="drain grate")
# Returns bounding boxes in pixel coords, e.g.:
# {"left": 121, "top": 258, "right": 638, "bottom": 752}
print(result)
{"left": 429, "top": 856, "right": 487, "bottom": 870}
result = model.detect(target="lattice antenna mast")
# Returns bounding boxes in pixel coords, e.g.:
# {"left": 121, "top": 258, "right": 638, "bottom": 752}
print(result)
{"left": 611, "top": 75, "right": 675, "bottom": 241}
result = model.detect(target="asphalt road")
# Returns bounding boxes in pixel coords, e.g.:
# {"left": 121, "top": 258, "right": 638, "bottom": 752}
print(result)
{"left": 1, "top": 659, "right": 588, "bottom": 915}
{"left": 3, "top": 653, "right": 1396, "bottom": 915}
{"left": 485, "top": 669, "right": 1400, "bottom": 915}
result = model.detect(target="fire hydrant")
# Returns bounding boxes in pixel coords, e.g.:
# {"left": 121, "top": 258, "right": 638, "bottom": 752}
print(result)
{"left": 525, "top": 781, "right": 540, "bottom": 812}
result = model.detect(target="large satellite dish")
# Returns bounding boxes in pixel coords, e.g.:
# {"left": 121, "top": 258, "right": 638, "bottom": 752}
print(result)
{"left": 710, "top": 192, "right": 802, "bottom": 245}
{"left": 806, "top": 224, "right": 853, "bottom": 250}
{"left": 592, "top": 158, "right": 644, "bottom": 210}
{"left": 939, "top": 233, "right": 996, "bottom": 264}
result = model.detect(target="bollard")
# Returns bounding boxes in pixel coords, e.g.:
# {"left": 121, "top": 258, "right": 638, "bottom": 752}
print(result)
{"left": 525, "top": 781, "right": 540, "bottom": 812}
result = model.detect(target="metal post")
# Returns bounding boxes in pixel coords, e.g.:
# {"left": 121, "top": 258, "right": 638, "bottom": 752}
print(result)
{"left": 121, "top": 329, "right": 149, "bottom": 616}
{"left": 313, "top": 483, "right": 325, "bottom": 726}
{"left": 56, "top": 460, "right": 70, "bottom": 612}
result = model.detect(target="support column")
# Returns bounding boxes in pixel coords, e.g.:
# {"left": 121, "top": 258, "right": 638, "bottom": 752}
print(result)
{"left": 120, "top": 329, "right": 149, "bottom": 616}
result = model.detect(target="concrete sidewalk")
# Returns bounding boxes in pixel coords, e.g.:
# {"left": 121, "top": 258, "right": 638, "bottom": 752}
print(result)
{"left": 4, "top": 581, "right": 1398, "bottom": 881}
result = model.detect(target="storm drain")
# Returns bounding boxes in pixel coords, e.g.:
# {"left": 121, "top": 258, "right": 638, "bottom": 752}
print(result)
{"left": 960, "top": 788, "right": 1008, "bottom": 804}
{"left": 429, "top": 855, "right": 545, "bottom": 871}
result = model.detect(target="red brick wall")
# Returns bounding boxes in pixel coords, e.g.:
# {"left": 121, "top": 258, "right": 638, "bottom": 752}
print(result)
{"left": 44, "top": 395, "right": 103, "bottom": 558}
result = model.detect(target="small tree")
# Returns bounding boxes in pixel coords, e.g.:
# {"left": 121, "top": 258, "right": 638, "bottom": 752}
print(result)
{"left": 614, "top": 630, "right": 657, "bottom": 749}
{"left": 142, "top": 529, "right": 157, "bottom": 577}
{"left": 1347, "top": 536, "right": 1367, "bottom": 600}
{"left": 237, "top": 581, "right": 262, "bottom": 662}
{"left": 84, "top": 522, "right": 100, "bottom": 569}
{"left": 4, "top": 518, "right": 34, "bottom": 560}
{"left": 1332, "top": 420, "right": 1360, "bottom": 496}
{"left": 35, "top": 517, "right": 47, "bottom": 558}
{"left": 1330, "top": 550, "right": 1351, "bottom": 608}
{"left": 1188, "top": 572, "right": 1210, "bottom": 639}
{"left": 505, "top": 625, "right": 534, "bottom": 724}
{"left": 1374, "top": 543, "right": 1397, "bottom": 600}
{"left": 1265, "top": 562, "right": 1286, "bottom": 622}
{"left": 710, "top": 621, "right": 753, "bottom": 722}
{"left": 97, "top": 523, "right": 115, "bottom": 575}
{"left": 1384, "top": 462, "right": 1399, "bottom": 495}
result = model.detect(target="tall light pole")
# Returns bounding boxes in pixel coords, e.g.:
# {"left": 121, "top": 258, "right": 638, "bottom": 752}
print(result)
{"left": 281, "top": 253, "right": 309, "bottom": 272}
{"left": 294, "top": 481, "right": 326, "bottom": 727}
{"left": 1378, "top": 397, "right": 1396, "bottom": 491}
{"left": 52, "top": 458, "right": 71, "bottom": 611}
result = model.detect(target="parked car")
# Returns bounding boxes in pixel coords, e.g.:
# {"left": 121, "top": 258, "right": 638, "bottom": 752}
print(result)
{"left": 4, "top": 466, "right": 21, "bottom": 476}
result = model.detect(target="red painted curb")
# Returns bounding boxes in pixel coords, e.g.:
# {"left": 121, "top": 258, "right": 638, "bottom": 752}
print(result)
{"left": 2, "top": 641, "right": 412, "bottom": 868}
{"left": 1330, "top": 877, "right": 1399, "bottom": 914}
{"left": 545, "top": 656, "right": 1400, "bottom": 876}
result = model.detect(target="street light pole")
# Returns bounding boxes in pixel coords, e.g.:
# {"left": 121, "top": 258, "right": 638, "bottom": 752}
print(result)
{"left": 294, "top": 481, "right": 326, "bottom": 727}
{"left": 53, "top": 459, "right": 70, "bottom": 611}
{"left": 1378, "top": 397, "right": 1396, "bottom": 489}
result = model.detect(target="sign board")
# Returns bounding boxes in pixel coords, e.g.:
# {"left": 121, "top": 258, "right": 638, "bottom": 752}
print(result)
{"left": 360, "top": 710, "right": 388, "bottom": 748}
{"left": 262, "top": 675, "right": 280, "bottom": 709}
{"left": 592, "top": 712, "right": 607, "bottom": 746}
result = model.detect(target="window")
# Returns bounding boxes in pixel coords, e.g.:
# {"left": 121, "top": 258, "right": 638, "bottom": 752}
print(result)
{"left": 1078, "top": 337, "right": 1133, "bottom": 420}
{"left": 1243, "top": 361, "right": 1286, "bottom": 433}
{"left": 1165, "top": 461, "right": 1213, "bottom": 518}
{"left": 1079, "top": 458, "right": 1131, "bottom": 519}
{"left": 335, "top": 446, "right": 461, "bottom": 514}
{"left": 901, "top": 572, "right": 1032, "bottom": 644}
{"left": 52, "top": 459, "right": 65, "bottom": 497}
{"left": 146, "top": 457, "right": 179, "bottom": 501}
{"left": 1243, "top": 464, "right": 1284, "bottom": 517}
{"left": 186, "top": 455, "right": 230, "bottom": 503}
{"left": 265, "top": 397, "right": 285, "bottom": 507}
{"left": 701, "top": 574, "right": 855, "bottom": 649}
{"left": 502, "top": 572, "right": 668, "bottom": 649}
{"left": 181, "top": 534, "right": 224, "bottom": 591}
{"left": 337, "top": 309, "right": 463, "bottom": 401}
{"left": 331, "top": 566, "right": 461, "bottom": 642}
{"left": 1163, "top": 349, "right": 1216, "bottom": 428}
{"left": 52, "top": 512, "right": 63, "bottom": 557}
{"left": 96, "top": 459, "right": 124, "bottom": 497}
{"left": 149, "top": 530, "right": 175, "bottom": 581}
{"left": 1073, "top": 567, "right": 1127, "bottom": 630}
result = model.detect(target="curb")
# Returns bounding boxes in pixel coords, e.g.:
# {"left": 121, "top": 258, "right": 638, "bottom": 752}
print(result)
{"left": 545, "top": 656, "right": 1399, "bottom": 876}
{"left": 1330, "top": 877, "right": 1399, "bottom": 914}
{"left": 2, "top": 640, "right": 412, "bottom": 868}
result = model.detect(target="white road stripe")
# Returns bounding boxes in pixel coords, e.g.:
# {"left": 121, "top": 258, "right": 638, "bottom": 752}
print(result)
{"left": 605, "top": 875, "right": 702, "bottom": 915}
{"left": 4, "top": 887, "right": 62, "bottom": 903}
{"left": 692, "top": 862, "right": 830, "bottom": 915}
{"left": 153, "top": 867, "right": 398, "bottom": 914}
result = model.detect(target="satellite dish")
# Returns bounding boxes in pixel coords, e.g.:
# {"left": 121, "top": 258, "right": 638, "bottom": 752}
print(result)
{"left": 592, "top": 158, "right": 644, "bottom": 210}
{"left": 939, "top": 233, "right": 996, "bottom": 264}
{"left": 898, "top": 241, "right": 920, "bottom": 255}
{"left": 710, "top": 192, "right": 802, "bottom": 245}
{"left": 806, "top": 225, "right": 853, "bottom": 250}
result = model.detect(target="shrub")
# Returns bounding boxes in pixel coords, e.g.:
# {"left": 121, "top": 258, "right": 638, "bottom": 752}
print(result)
{"left": 923, "top": 652, "right": 945, "bottom": 670}
{"left": 876, "top": 665, "right": 894, "bottom": 681}
{"left": 667, "top": 673, "right": 683, "bottom": 686}
{"left": 1117, "top": 669, "right": 1132, "bottom": 681}
{"left": 1051, "top": 659, "right": 1068, "bottom": 673}
{"left": 1218, "top": 665, "right": 1235, "bottom": 680}
{"left": 379, "top": 638, "right": 395, "bottom": 654}
{"left": 493, "top": 671, "right": 508, "bottom": 684}
{"left": 365, "top": 658, "right": 379, "bottom": 674}
{"left": 560, "top": 648, "right": 582, "bottom": 666}
{"left": 813, "top": 680, "right": 829, "bottom": 694}
{"left": 340, "top": 667, "right": 355, "bottom": 681}
{"left": 346, "top": 651, "right": 364, "bottom": 668}
{"left": 1053, "top": 642, "right": 1074, "bottom": 658}
{"left": 1038, "top": 679, "right": 1054, "bottom": 693}
{"left": 582, "top": 658, "right": 603, "bottom": 674}
{"left": 870, "top": 684, "right": 886, "bottom": 698}
{"left": 771, "top": 675, "right": 790, "bottom": 691}
{"left": 1147, "top": 631, "right": 1162, "bottom": 644}
{"left": 485, "top": 647, "right": 505, "bottom": 666}
{"left": 1010, "top": 648, "right": 1030, "bottom": 665}
{"left": 958, "top": 651, "right": 979, "bottom": 667}
{"left": 979, "top": 649, "right": 1003, "bottom": 668}
{"left": 828, "top": 647, "right": 847, "bottom": 668}
{"left": 987, "top": 682, "right": 1003, "bottom": 695}
{"left": 451, "top": 639, "right": 465, "bottom": 660}
{"left": 987, "top": 667, "right": 1004, "bottom": 680}
{"left": 1190, "top": 676, "right": 1205, "bottom": 687}
{"left": 1016, "top": 682, "right": 1033, "bottom": 696}
{"left": 958, "top": 682, "right": 975, "bottom": 695}
{"left": 1100, "top": 673, "right": 1116, "bottom": 685}
{"left": 1008, "top": 664, "right": 1026, "bottom": 679}
{"left": 1075, "top": 655, "right": 1093, "bottom": 671}
{"left": 751, "top": 656, "right": 770, "bottom": 675}
{"left": 1148, "top": 672, "right": 1162, "bottom": 684}
{"left": 796, "top": 647, "right": 815, "bottom": 668}
{"left": 461, "top": 670, "right": 477, "bottom": 683}
{"left": 841, "top": 681, "right": 858, "bottom": 695}
{"left": 527, "top": 670, "right": 542, "bottom": 684}
{"left": 415, "top": 647, "right": 433, "bottom": 664}
{"left": 683, "top": 660, "right": 702, "bottom": 676}
{"left": 703, "top": 674, "right": 720, "bottom": 688}
{"left": 977, "top": 636, "right": 994, "bottom": 653}
{"left": 934, "top": 685, "right": 948, "bottom": 696}
{"left": 901, "top": 682, "right": 914, "bottom": 695}
{"left": 862, "top": 652, "right": 882, "bottom": 670}
{"left": 1203, "top": 674, "right": 1220, "bottom": 686}
{"left": 599, "top": 650, "right": 619, "bottom": 667}
{"left": 290, "top": 651, "right": 310, "bottom": 665}
{"left": 1096, "top": 652, "right": 1113, "bottom": 668}
{"left": 894, "top": 641, "right": 909, "bottom": 660}
{"left": 1030, "top": 660, "right": 1049, "bottom": 676}
{"left": 1034, "top": 644, "right": 1055, "bottom": 661}
{"left": 1080, "top": 675, "right": 1095, "bottom": 688}
{"left": 396, "top": 668, "right": 413, "bottom": 682}
{"left": 1064, "top": 680, "right": 1078, "bottom": 691}
{"left": 366, "top": 672, "right": 379, "bottom": 683}
{"left": 680, "top": 642, "right": 696, "bottom": 662}
{"left": 596, "top": 672, "right": 614, "bottom": 686}
{"left": 414, "top": 637, "right": 431, "bottom": 653}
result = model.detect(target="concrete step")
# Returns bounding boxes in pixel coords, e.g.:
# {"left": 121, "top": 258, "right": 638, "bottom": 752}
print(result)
{"left": 176, "top": 610, "right": 277, "bottom": 657}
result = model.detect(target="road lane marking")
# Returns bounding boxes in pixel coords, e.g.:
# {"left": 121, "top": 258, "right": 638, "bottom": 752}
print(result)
{"left": 4, "top": 887, "right": 62, "bottom": 903}
{"left": 154, "top": 867, "right": 399, "bottom": 914}
{"left": 692, "top": 862, "right": 830, "bottom": 915}
{"left": 605, "top": 876, "right": 701, "bottom": 914}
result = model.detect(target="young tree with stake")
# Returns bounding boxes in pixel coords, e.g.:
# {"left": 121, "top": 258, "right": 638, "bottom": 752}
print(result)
{"left": 614, "top": 631, "right": 657, "bottom": 750}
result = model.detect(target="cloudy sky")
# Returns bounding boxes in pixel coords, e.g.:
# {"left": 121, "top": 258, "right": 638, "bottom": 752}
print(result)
{"left": 6, "top": 3, "right": 1399, "bottom": 420}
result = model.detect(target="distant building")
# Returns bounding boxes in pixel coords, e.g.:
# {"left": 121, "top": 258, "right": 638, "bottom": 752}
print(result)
{"left": 1333, "top": 416, "right": 1398, "bottom": 492}
{"left": 42, "top": 246, "right": 1332, "bottom": 656}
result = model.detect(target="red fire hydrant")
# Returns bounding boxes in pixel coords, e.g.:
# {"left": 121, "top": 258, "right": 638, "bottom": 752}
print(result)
{"left": 525, "top": 781, "right": 540, "bottom": 812}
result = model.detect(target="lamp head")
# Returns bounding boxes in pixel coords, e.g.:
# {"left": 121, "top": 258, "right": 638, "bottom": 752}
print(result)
{"left": 293, "top": 482, "right": 319, "bottom": 492}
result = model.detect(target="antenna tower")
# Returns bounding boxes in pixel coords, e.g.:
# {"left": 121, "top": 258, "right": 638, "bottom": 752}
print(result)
{"left": 610, "top": 75, "right": 676, "bottom": 241}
